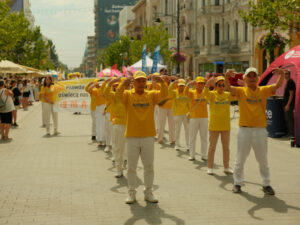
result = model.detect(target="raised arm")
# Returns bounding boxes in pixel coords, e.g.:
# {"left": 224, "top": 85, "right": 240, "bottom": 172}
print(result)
{"left": 152, "top": 76, "right": 168, "bottom": 104}
{"left": 116, "top": 77, "right": 132, "bottom": 106}
{"left": 225, "top": 70, "right": 237, "bottom": 96}
{"left": 271, "top": 68, "right": 285, "bottom": 93}
{"left": 184, "top": 80, "right": 196, "bottom": 98}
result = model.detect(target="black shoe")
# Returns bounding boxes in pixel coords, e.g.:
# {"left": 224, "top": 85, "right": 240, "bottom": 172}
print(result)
{"left": 232, "top": 185, "right": 242, "bottom": 193}
{"left": 14, "top": 123, "right": 18, "bottom": 127}
{"left": 263, "top": 186, "right": 275, "bottom": 195}
{"left": 91, "top": 136, "right": 96, "bottom": 140}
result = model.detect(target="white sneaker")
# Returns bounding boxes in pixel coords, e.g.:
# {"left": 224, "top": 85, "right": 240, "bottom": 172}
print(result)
{"left": 125, "top": 192, "right": 136, "bottom": 204}
{"left": 224, "top": 168, "right": 233, "bottom": 174}
{"left": 207, "top": 168, "right": 214, "bottom": 175}
{"left": 104, "top": 145, "right": 111, "bottom": 153}
{"left": 175, "top": 146, "right": 180, "bottom": 151}
{"left": 188, "top": 156, "right": 195, "bottom": 161}
{"left": 115, "top": 171, "right": 123, "bottom": 178}
{"left": 144, "top": 192, "right": 158, "bottom": 203}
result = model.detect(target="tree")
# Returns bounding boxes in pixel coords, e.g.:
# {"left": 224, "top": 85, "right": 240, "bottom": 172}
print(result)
{"left": 239, "top": 0, "right": 300, "bottom": 62}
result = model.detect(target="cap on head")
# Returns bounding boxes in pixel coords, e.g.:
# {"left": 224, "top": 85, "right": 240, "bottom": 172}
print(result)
{"left": 243, "top": 67, "right": 258, "bottom": 79}
{"left": 196, "top": 76, "right": 205, "bottom": 83}
{"left": 94, "top": 79, "right": 99, "bottom": 83}
{"left": 178, "top": 79, "right": 186, "bottom": 86}
{"left": 134, "top": 71, "right": 147, "bottom": 80}
{"left": 215, "top": 76, "right": 225, "bottom": 84}
{"left": 152, "top": 72, "right": 160, "bottom": 76}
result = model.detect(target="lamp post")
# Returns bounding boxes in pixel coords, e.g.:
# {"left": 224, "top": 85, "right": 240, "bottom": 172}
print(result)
{"left": 176, "top": 0, "right": 180, "bottom": 74}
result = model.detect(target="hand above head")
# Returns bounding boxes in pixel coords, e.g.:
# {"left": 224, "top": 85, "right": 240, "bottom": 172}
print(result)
{"left": 225, "top": 69, "right": 235, "bottom": 79}
{"left": 152, "top": 76, "right": 164, "bottom": 83}
{"left": 122, "top": 77, "right": 133, "bottom": 86}
{"left": 272, "top": 68, "right": 284, "bottom": 76}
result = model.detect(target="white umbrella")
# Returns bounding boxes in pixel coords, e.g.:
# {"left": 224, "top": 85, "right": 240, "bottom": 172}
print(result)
{"left": 0, "top": 60, "right": 27, "bottom": 74}
{"left": 129, "top": 56, "right": 167, "bottom": 73}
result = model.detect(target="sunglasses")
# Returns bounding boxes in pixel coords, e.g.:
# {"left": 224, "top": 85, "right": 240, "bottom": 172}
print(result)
{"left": 217, "top": 84, "right": 225, "bottom": 87}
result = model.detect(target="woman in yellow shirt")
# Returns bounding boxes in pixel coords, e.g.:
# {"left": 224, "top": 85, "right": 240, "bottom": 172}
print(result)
{"left": 204, "top": 76, "right": 235, "bottom": 175}
{"left": 40, "top": 76, "right": 65, "bottom": 136}
{"left": 169, "top": 79, "right": 190, "bottom": 151}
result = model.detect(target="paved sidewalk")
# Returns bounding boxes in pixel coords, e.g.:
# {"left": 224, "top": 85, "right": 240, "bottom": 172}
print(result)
{"left": 0, "top": 102, "right": 299, "bottom": 225}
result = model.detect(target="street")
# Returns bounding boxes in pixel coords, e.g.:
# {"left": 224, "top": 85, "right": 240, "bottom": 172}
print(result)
{"left": 0, "top": 102, "right": 300, "bottom": 225}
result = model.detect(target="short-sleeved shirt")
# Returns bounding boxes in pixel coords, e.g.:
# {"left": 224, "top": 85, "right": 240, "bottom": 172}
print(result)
{"left": 185, "top": 88, "right": 208, "bottom": 118}
{"left": 235, "top": 86, "right": 274, "bottom": 127}
{"left": 283, "top": 79, "right": 296, "bottom": 109}
{"left": 11, "top": 87, "right": 21, "bottom": 106}
{"left": 0, "top": 88, "right": 15, "bottom": 113}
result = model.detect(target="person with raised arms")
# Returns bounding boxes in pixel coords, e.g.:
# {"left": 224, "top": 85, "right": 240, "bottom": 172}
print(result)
{"left": 116, "top": 71, "right": 168, "bottom": 204}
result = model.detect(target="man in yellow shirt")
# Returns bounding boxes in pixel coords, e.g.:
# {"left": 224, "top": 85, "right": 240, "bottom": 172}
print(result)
{"left": 85, "top": 80, "right": 99, "bottom": 141}
{"left": 116, "top": 71, "right": 167, "bottom": 204}
{"left": 169, "top": 79, "right": 190, "bottom": 151}
{"left": 185, "top": 76, "right": 208, "bottom": 161}
{"left": 225, "top": 67, "right": 284, "bottom": 195}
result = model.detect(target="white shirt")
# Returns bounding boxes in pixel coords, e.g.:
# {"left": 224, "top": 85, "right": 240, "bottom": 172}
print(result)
{"left": 0, "top": 88, "right": 15, "bottom": 112}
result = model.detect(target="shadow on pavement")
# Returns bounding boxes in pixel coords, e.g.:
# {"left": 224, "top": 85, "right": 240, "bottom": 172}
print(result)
{"left": 124, "top": 202, "right": 185, "bottom": 225}
{"left": 240, "top": 192, "right": 300, "bottom": 220}
{"left": 176, "top": 149, "right": 189, "bottom": 158}
{"left": 212, "top": 174, "right": 233, "bottom": 191}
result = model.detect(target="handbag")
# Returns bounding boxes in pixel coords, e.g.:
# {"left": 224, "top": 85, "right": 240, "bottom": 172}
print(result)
{"left": 0, "top": 89, "right": 8, "bottom": 112}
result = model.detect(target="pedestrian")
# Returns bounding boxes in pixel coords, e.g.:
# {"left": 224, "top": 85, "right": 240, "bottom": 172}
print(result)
{"left": 168, "top": 78, "right": 190, "bottom": 151}
{"left": 22, "top": 79, "right": 30, "bottom": 110}
{"left": 10, "top": 80, "right": 21, "bottom": 127}
{"left": 157, "top": 75, "right": 175, "bottom": 145}
{"left": 283, "top": 69, "right": 296, "bottom": 138}
{"left": 204, "top": 76, "right": 235, "bottom": 175}
{"left": 0, "top": 79, "right": 15, "bottom": 141}
{"left": 39, "top": 76, "right": 65, "bottom": 136}
{"left": 116, "top": 71, "right": 167, "bottom": 204}
{"left": 104, "top": 77, "right": 129, "bottom": 178}
{"left": 185, "top": 76, "right": 208, "bottom": 161}
{"left": 225, "top": 67, "right": 284, "bottom": 195}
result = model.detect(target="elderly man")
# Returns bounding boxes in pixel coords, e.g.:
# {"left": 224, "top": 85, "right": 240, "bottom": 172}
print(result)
{"left": 225, "top": 67, "right": 284, "bottom": 195}
{"left": 116, "top": 71, "right": 168, "bottom": 204}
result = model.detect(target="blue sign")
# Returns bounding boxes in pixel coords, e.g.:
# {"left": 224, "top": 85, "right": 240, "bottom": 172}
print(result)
{"left": 151, "top": 45, "right": 160, "bottom": 73}
{"left": 142, "top": 44, "right": 147, "bottom": 73}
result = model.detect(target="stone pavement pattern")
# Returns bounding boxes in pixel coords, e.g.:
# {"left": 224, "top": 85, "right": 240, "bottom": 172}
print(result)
{"left": 0, "top": 103, "right": 300, "bottom": 225}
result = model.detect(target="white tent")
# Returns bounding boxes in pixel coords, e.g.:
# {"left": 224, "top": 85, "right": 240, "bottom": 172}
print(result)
{"left": 129, "top": 56, "right": 166, "bottom": 73}
{"left": 0, "top": 60, "right": 27, "bottom": 74}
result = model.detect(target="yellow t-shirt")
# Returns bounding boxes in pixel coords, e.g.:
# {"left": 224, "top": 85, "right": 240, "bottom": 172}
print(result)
{"left": 85, "top": 85, "right": 97, "bottom": 111}
{"left": 169, "top": 83, "right": 190, "bottom": 116}
{"left": 40, "top": 84, "right": 64, "bottom": 103}
{"left": 236, "top": 86, "right": 274, "bottom": 127}
{"left": 39, "top": 86, "right": 45, "bottom": 102}
{"left": 116, "top": 82, "right": 168, "bottom": 137}
{"left": 104, "top": 85, "right": 126, "bottom": 125}
{"left": 204, "top": 88, "right": 235, "bottom": 131}
{"left": 95, "top": 85, "right": 106, "bottom": 106}
{"left": 158, "top": 83, "right": 173, "bottom": 109}
{"left": 185, "top": 87, "right": 208, "bottom": 118}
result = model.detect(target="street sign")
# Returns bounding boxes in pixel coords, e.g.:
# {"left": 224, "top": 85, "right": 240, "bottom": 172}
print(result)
{"left": 169, "top": 38, "right": 177, "bottom": 51}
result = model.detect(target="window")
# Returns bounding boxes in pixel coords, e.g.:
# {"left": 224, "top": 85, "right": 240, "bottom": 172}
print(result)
{"left": 165, "top": 0, "right": 168, "bottom": 15}
{"left": 202, "top": 0, "right": 205, "bottom": 7}
{"left": 244, "top": 22, "right": 248, "bottom": 42}
{"left": 215, "top": 0, "right": 220, "bottom": 6}
{"left": 234, "top": 21, "right": 238, "bottom": 42}
{"left": 226, "top": 0, "right": 230, "bottom": 3}
{"left": 215, "top": 23, "right": 220, "bottom": 46}
{"left": 226, "top": 23, "right": 230, "bottom": 40}
{"left": 202, "top": 26, "right": 205, "bottom": 46}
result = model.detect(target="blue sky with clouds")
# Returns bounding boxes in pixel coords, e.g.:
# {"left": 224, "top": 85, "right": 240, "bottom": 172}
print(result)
{"left": 30, "top": 0, "right": 94, "bottom": 68}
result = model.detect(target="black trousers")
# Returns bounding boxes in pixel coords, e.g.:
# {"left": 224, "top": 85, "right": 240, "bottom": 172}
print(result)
{"left": 284, "top": 108, "right": 294, "bottom": 137}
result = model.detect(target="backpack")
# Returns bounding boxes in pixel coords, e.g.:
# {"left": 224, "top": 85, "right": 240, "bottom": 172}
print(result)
{"left": 0, "top": 89, "right": 8, "bottom": 112}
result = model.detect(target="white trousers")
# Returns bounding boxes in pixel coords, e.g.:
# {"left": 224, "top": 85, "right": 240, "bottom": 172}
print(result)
{"left": 105, "top": 113, "right": 112, "bottom": 146}
{"left": 234, "top": 127, "right": 270, "bottom": 186}
{"left": 112, "top": 124, "right": 126, "bottom": 172}
{"left": 44, "top": 102, "right": 58, "bottom": 133}
{"left": 154, "top": 106, "right": 159, "bottom": 132}
{"left": 96, "top": 105, "right": 105, "bottom": 142}
{"left": 126, "top": 137, "right": 154, "bottom": 194}
{"left": 189, "top": 118, "right": 208, "bottom": 158}
{"left": 41, "top": 102, "right": 46, "bottom": 126}
{"left": 91, "top": 110, "right": 96, "bottom": 136}
{"left": 174, "top": 115, "right": 189, "bottom": 147}
{"left": 158, "top": 108, "right": 175, "bottom": 142}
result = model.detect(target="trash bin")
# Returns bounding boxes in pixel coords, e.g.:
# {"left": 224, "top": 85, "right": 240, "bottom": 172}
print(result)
{"left": 266, "top": 97, "right": 287, "bottom": 138}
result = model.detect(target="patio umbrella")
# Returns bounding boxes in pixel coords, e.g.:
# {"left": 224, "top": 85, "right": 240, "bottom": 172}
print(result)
{"left": 0, "top": 60, "right": 27, "bottom": 74}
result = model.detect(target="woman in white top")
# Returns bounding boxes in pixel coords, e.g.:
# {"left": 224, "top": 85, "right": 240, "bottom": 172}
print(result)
{"left": 0, "top": 80, "right": 15, "bottom": 141}
{"left": 28, "top": 80, "right": 35, "bottom": 105}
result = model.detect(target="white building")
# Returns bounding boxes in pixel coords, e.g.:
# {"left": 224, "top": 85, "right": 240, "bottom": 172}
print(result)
{"left": 119, "top": 6, "right": 135, "bottom": 36}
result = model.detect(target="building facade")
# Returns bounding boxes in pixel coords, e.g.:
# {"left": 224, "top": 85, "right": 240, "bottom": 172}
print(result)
{"left": 9, "top": 0, "right": 35, "bottom": 27}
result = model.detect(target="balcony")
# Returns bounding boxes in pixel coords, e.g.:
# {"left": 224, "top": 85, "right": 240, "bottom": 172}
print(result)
{"left": 220, "top": 40, "right": 241, "bottom": 54}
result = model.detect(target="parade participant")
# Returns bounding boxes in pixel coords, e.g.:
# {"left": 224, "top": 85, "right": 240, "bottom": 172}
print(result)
{"left": 204, "top": 76, "right": 235, "bottom": 175}
{"left": 116, "top": 71, "right": 168, "bottom": 204}
{"left": 283, "top": 69, "right": 295, "bottom": 138}
{"left": 85, "top": 80, "right": 98, "bottom": 141}
{"left": 157, "top": 75, "right": 175, "bottom": 145}
{"left": 10, "top": 80, "right": 21, "bottom": 127}
{"left": 168, "top": 79, "right": 190, "bottom": 151}
{"left": 88, "top": 80, "right": 106, "bottom": 147}
{"left": 104, "top": 77, "right": 129, "bottom": 178}
{"left": 0, "top": 79, "right": 15, "bottom": 141}
{"left": 147, "top": 73, "right": 160, "bottom": 133}
{"left": 103, "top": 84, "right": 113, "bottom": 153}
{"left": 185, "top": 76, "right": 208, "bottom": 161}
{"left": 225, "top": 67, "right": 284, "bottom": 195}
{"left": 40, "top": 76, "right": 65, "bottom": 136}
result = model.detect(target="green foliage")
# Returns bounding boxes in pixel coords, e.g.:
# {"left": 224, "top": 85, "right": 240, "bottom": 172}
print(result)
{"left": 239, "top": 0, "right": 300, "bottom": 32}
{"left": 0, "top": 1, "right": 67, "bottom": 71}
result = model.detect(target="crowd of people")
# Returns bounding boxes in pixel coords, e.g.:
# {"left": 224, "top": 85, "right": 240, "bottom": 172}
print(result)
{"left": 85, "top": 67, "right": 287, "bottom": 204}
{"left": 0, "top": 77, "right": 42, "bottom": 141}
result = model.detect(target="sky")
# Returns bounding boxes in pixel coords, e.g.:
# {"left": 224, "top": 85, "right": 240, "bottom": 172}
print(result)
{"left": 30, "top": 0, "right": 94, "bottom": 69}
